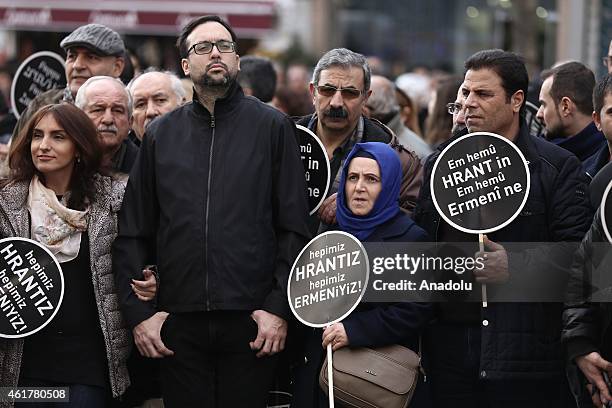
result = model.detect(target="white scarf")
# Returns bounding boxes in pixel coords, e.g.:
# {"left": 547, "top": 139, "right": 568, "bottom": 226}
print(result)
{"left": 27, "top": 175, "right": 88, "bottom": 263}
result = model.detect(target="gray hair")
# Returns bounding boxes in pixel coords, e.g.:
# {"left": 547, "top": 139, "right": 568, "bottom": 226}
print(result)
{"left": 367, "top": 75, "right": 399, "bottom": 117}
{"left": 127, "top": 68, "right": 187, "bottom": 104}
{"left": 75, "top": 76, "right": 133, "bottom": 117}
{"left": 312, "top": 48, "right": 371, "bottom": 91}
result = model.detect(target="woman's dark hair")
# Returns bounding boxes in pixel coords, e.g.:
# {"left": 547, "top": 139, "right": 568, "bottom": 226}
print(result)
{"left": 425, "top": 75, "right": 463, "bottom": 147}
{"left": 9, "top": 103, "right": 103, "bottom": 210}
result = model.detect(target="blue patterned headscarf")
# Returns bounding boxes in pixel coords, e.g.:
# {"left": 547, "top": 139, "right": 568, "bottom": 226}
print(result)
{"left": 336, "top": 142, "right": 401, "bottom": 240}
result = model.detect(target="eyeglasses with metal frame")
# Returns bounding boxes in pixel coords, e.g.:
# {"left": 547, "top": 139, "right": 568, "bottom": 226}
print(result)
{"left": 188, "top": 40, "right": 236, "bottom": 55}
{"left": 446, "top": 102, "right": 463, "bottom": 115}
{"left": 315, "top": 85, "right": 364, "bottom": 100}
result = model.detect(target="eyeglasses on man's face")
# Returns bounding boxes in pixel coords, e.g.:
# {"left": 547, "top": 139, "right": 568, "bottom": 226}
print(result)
{"left": 447, "top": 102, "right": 463, "bottom": 115}
{"left": 315, "top": 85, "right": 363, "bottom": 100}
{"left": 188, "top": 40, "right": 236, "bottom": 55}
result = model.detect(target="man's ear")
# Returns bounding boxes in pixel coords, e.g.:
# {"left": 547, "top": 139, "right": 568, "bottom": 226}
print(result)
{"left": 113, "top": 57, "right": 125, "bottom": 78}
{"left": 309, "top": 82, "right": 316, "bottom": 102}
{"left": 559, "top": 96, "right": 573, "bottom": 117}
{"left": 593, "top": 110, "right": 602, "bottom": 131}
{"left": 181, "top": 58, "right": 190, "bottom": 76}
{"left": 511, "top": 90, "right": 524, "bottom": 113}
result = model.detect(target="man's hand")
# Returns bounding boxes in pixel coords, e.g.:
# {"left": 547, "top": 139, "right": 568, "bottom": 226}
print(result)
{"left": 322, "top": 322, "right": 349, "bottom": 351}
{"left": 576, "top": 352, "right": 612, "bottom": 405}
{"left": 249, "top": 310, "right": 287, "bottom": 358}
{"left": 317, "top": 193, "right": 337, "bottom": 225}
{"left": 131, "top": 268, "right": 157, "bottom": 301}
{"left": 474, "top": 235, "right": 509, "bottom": 283}
{"left": 133, "top": 311, "right": 174, "bottom": 358}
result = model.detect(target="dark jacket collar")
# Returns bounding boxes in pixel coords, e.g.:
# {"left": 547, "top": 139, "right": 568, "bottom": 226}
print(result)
{"left": 435, "top": 127, "right": 469, "bottom": 153}
{"left": 549, "top": 122, "right": 606, "bottom": 162}
{"left": 512, "top": 118, "right": 539, "bottom": 165}
{"left": 585, "top": 142, "right": 610, "bottom": 179}
{"left": 431, "top": 120, "right": 537, "bottom": 166}
{"left": 128, "top": 129, "right": 141, "bottom": 147}
{"left": 191, "top": 80, "right": 244, "bottom": 118}
{"left": 295, "top": 114, "right": 393, "bottom": 144}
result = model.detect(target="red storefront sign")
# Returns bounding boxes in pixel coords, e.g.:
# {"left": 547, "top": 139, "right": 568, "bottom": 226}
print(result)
{"left": 0, "top": 1, "right": 276, "bottom": 37}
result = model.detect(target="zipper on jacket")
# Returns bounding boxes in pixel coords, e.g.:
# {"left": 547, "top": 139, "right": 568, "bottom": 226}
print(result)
{"left": 204, "top": 114, "right": 215, "bottom": 311}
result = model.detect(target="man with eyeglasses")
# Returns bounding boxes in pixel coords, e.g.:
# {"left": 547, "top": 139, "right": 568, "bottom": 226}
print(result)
{"left": 295, "top": 48, "right": 423, "bottom": 235}
{"left": 447, "top": 86, "right": 467, "bottom": 134}
{"left": 113, "top": 15, "right": 310, "bottom": 407}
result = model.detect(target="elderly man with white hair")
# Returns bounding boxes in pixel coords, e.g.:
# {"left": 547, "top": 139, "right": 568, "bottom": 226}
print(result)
{"left": 76, "top": 75, "right": 138, "bottom": 174}
{"left": 127, "top": 70, "right": 187, "bottom": 143}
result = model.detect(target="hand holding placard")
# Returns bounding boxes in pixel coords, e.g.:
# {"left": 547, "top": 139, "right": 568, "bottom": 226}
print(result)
{"left": 288, "top": 231, "right": 369, "bottom": 407}
{"left": 473, "top": 235, "right": 509, "bottom": 283}
{"left": 431, "top": 132, "right": 530, "bottom": 305}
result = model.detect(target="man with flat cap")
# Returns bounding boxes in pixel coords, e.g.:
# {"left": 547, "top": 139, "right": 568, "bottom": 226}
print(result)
{"left": 12, "top": 23, "right": 126, "bottom": 137}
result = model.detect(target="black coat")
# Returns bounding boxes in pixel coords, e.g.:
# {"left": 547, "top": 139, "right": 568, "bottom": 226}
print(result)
{"left": 562, "top": 211, "right": 612, "bottom": 406}
{"left": 414, "top": 122, "right": 593, "bottom": 380}
{"left": 291, "top": 212, "right": 433, "bottom": 408}
{"left": 112, "top": 82, "right": 311, "bottom": 329}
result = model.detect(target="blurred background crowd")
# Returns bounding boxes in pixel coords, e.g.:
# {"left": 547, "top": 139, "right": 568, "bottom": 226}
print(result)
{"left": 0, "top": 0, "right": 610, "bottom": 145}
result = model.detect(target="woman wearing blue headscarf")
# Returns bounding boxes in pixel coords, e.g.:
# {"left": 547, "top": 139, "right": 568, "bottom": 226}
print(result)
{"left": 292, "top": 142, "right": 432, "bottom": 407}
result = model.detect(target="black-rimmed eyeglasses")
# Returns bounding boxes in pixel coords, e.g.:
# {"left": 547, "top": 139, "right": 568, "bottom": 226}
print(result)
{"left": 188, "top": 40, "right": 236, "bottom": 55}
{"left": 315, "top": 85, "right": 363, "bottom": 100}
{"left": 446, "top": 102, "right": 463, "bottom": 115}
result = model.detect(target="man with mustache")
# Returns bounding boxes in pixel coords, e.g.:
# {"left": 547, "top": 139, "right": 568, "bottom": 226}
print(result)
{"left": 295, "top": 48, "right": 422, "bottom": 234}
{"left": 75, "top": 76, "right": 137, "bottom": 174}
{"left": 12, "top": 24, "right": 125, "bottom": 139}
{"left": 112, "top": 15, "right": 310, "bottom": 407}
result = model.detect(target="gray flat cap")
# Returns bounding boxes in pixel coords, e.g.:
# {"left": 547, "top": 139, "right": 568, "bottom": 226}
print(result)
{"left": 60, "top": 23, "right": 125, "bottom": 56}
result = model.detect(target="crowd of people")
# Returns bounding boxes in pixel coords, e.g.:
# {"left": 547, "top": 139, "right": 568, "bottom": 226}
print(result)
{"left": 0, "top": 14, "right": 611, "bottom": 408}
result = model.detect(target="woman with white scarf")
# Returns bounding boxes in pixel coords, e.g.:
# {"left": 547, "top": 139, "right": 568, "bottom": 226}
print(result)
{"left": 0, "top": 103, "right": 130, "bottom": 407}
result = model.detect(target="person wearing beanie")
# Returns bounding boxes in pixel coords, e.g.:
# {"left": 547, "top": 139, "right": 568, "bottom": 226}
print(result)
{"left": 11, "top": 23, "right": 126, "bottom": 140}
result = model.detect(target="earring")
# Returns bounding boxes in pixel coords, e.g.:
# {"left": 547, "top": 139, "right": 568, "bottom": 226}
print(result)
{"left": 76, "top": 156, "right": 81, "bottom": 164}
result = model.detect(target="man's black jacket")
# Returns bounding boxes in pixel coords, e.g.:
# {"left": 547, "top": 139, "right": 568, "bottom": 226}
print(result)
{"left": 562, "top": 210, "right": 612, "bottom": 406}
{"left": 113, "top": 82, "right": 311, "bottom": 329}
{"left": 415, "top": 122, "right": 592, "bottom": 380}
